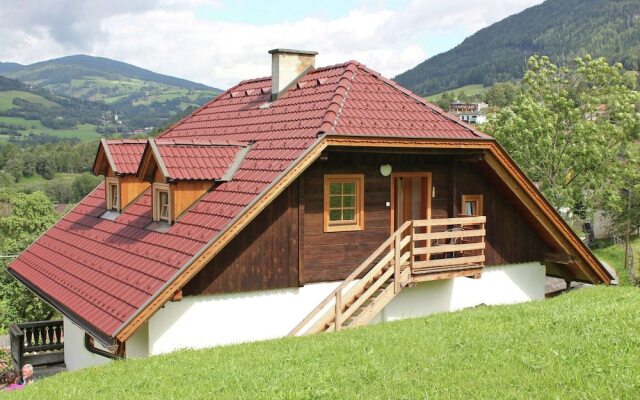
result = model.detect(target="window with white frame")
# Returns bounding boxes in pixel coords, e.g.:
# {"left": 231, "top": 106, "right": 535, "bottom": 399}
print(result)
{"left": 153, "top": 183, "right": 171, "bottom": 223}
{"left": 106, "top": 177, "right": 120, "bottom": 212}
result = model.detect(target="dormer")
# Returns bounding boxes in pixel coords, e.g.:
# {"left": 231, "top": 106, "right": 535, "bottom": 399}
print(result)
{"left": 92, "top": 139, "right": 149, "bottom": 216}
{"left": 137, "top": 138, "right": 250, "bottom": 225}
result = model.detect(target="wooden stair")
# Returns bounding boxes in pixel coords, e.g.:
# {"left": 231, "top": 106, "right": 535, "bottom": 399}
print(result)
{"left": 289, "top": 221, "right": 413, "bottom": 336}
{"left": 289, "top": 216, "right": 487, "bottom": 337}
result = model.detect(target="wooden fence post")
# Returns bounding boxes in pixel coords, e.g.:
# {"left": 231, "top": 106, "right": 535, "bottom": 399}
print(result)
{"left": 335, "top": 290, "right": 342, "bottom": 331}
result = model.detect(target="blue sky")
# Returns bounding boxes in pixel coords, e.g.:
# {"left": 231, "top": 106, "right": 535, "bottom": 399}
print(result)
{"left": 0, "top": 0, "right": 544, "bottom": 88}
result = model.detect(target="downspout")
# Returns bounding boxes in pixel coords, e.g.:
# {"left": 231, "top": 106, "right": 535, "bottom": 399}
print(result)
{"left": 84, "top": 333, "right": 124, "bottom": 360}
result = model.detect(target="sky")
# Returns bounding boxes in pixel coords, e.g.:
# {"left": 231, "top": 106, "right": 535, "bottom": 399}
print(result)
{"left": 0, "top": 0, "right": 544, "bottom": 89}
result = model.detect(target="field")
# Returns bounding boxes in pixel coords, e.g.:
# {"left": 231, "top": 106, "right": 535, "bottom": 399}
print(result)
{"left": 66, "top": 76, "right": 218, "bottom": 107}
{"left": 0, "top": 90, "right": 59, "bottom": 111}
{"left": 4, "top": 285, "right": 639, "bottom": 399}
{"left": 425, "top": 84, "right": 487, "bottom": 102}
{"left": 12, "top": 172, "right": 80, "bottom": 193}
{"left": 593, "top": 236, "right": 640, "bottom": 286}
{"left": 0, "top": 115, "right": 100, "bottom": 143}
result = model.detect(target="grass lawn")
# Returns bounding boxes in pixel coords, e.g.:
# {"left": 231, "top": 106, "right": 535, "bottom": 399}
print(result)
{"left": 4, "top": 286, "right": 639, "bottom": 399}
{"left": 593, "top": 236, "right": 640, "bottom": 286}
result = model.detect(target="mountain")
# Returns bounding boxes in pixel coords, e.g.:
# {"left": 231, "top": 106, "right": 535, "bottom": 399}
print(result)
{"left": 3, "top": 54, "right": 217, "bottom": 91}
{"left": 0, "top": 54, "right": 223, "bottom": 134}
{"left": 0, "top": 62, "right": 24, "bottom": 74}
{"left": 394, "top": 0, "right": 640, "bottom": 95}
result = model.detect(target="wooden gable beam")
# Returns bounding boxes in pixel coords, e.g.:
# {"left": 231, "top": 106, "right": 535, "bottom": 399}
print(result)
{"left": 92, "top": 139, "right": 118, "bottom": 176}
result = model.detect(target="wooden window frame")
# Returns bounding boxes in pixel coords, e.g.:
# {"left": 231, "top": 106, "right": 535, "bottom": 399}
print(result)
{"left": 461, "top": 194, "right": 483, "bottom": 217}
{"left": 105, "top": 177, "right": 120, "bottom": 212}
{"left": 153, "top": 183, "right": 172, "bottom": 223}
{"left": 323, "top": 174, "right": 364, "bottom": 233}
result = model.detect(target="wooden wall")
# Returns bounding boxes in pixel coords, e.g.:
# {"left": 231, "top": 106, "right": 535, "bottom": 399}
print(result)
{"left": 301, "top": 152, "right": 449, "bottom": 283}
{"left": 120, "top": 176, "right": 150, "bottom": 210}
{"left": 172, "top": 181, "right": 212, "bottom": 219}
{"left": 454, "top": 163, "right": 550, "bottom": 265}
{"left": 301, "top": 151, "right": 551, "bottom": 284}
{"left": 183, "top": 182, "right": 299, "bottom": 296}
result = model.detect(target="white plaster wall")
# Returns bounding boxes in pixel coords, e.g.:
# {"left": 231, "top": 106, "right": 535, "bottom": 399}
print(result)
{"left": 379, "top": 262, "right": 545, "bottom": 322}
{"left": 126, "top": 322, "right": 149, "bottom": 359}
{"left": 147, "top": 262, "right": 544, "bottom": 355}
{"left": 63, "top": 317, "right": 111, "bottom": 371}
{"left": 63, "top": 317, "right": 149, "bottom": 371}
{"left": 148, "top": 281, "right": 344, "bottom": 355}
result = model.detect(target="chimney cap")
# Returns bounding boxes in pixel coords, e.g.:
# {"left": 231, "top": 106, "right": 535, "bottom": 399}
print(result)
{"left": 268, "top": 48, "right": 318, "bottom": 56}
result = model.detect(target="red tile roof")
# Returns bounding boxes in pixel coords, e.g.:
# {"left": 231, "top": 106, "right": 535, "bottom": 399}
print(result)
{"left": 152, "top": 139, "right": 248, "bottom": 181}
{"left": 8, "top": 60, "right": 493, "bottom": 343}
{"left": 104, "top": 139, "right": 147, "bottom": 175}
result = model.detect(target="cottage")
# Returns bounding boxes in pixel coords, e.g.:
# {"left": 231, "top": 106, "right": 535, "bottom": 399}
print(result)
{"left": 9, "top": 49, "right": 612, "bottom": 371}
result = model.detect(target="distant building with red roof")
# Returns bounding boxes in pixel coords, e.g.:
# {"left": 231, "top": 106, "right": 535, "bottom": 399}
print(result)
{"left": 8, "top": 49, "right": 612, "bottom": 370}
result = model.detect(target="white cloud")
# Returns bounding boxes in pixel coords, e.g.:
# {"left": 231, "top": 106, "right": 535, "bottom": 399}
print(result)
{"left": 0, "top": 0, "right": 543, "bottom": 89}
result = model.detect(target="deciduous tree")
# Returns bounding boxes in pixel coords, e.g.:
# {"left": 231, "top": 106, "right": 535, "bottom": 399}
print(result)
{"left": 486, "top": 55, "right": 640, "bottom": 216}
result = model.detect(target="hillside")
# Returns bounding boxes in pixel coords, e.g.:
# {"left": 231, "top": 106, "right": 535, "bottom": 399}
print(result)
{"left": 0, "top": 76, "right": 110, "bottom": 143}
{"left": 395, "top": 0, "right": 640, "bottom": 95}
{"left": 5, "top": 286, "right": 638, "bottom": 399}
{"left": 0, "top": 55, "right": 223, "bottom": 135}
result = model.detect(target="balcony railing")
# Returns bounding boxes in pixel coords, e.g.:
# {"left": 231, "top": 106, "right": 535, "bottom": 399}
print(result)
{"left": 9, "top": 320, "right": 64, "bottom": 370}
{"left": 410, "top": 216, "right": 486, "bottom": 274}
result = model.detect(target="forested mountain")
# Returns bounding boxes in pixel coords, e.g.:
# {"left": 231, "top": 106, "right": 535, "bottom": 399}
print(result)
{"left": 395, "top": 0, "right": 640, "bottom": 95}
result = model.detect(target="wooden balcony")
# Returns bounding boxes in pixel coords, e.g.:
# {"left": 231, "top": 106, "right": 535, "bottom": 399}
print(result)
{"left": 409, "top": 216, "right": 486, "bottom": 281}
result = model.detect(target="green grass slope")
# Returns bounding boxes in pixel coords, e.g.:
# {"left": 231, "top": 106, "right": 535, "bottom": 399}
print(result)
{"left": 0, "top": 91, "right": 59, "bottom": 111}
{"left": 425, "top": 84, "right": 487, "bottom": 102}
{"left": 395, "top": 0, "right": 640, "bottom": 95}
{"left": 6, "top": 286, "right": 639, "bottom": 399}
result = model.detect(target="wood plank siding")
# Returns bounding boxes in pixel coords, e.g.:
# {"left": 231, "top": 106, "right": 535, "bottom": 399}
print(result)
{"left": 183, "top": 182, "right": 300, "bottom": 296}
{"left": 120, "top": 175, "right": 150, "bottom": 209}
{"left": 301, "top": 151, "right": 550, "bottom": 284}
{"left": 183, "top": 149, "right": 551, "bottom": 296}
{"left": 172, "top": 181, "right": 212, "bottom": 219}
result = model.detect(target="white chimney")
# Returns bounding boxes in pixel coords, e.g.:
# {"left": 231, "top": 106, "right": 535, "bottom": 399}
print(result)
{"left": 269, "top": 49, "right": 317, "bottom": 100}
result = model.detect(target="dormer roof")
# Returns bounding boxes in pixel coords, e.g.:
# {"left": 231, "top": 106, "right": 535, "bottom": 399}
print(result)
{"left": 93, "top": 139, "right": 147, "bottom": 176}
{"left": 137, "top": 139, "right": 251, "bottom": 182}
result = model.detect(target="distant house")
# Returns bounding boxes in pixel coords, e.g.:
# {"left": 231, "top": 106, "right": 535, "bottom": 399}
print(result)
{"left": 450, "top": 101, "right": 488, "bottom": 124}
{"left": 8, "top": 49, "right": 612, "bottom": 371}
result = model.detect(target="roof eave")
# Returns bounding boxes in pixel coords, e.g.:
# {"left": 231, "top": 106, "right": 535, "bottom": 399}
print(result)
{"left": 8, "top": 268, "right": 118, "bottom": 347}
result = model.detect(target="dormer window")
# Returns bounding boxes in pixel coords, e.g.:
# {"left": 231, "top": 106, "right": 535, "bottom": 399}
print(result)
{"left": 153, "top": 183, "right": 171, "bottom": 223}
{"left": 106, "top": 178, "right": 120, "bottom": 212}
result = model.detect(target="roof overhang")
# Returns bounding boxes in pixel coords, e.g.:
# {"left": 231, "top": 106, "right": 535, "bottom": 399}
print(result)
{"left": 8, "top": 267, "right": 118, "bottom": 347}
{"left": 92, "top": 138, "right": 119, "bottom": 176}
{"left": 110, "top": 134, "right": 612, "bottom": 344}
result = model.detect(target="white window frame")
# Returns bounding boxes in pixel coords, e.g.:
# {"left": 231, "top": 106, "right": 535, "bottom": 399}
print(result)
{"left": 153, "top": 183, "right": 171, "bottom": 223}
{"left": 106, "top": 177, "right": 120, "bottom": 212}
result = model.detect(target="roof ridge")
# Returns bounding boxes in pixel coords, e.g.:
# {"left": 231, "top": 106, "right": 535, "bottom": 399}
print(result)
{"left": 355, "top": 64, "right": 492, "bottom": 140}
{"left": 155, "top": 139, "right": 248, "bottom": 147}
{"left": 318, "top": 61, "right": 360, "bottom": 134}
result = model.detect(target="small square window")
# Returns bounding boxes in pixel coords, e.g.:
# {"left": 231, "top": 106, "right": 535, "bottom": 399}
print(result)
{"left": 324, "top": 174, "right": 364, "bottom": 232}
{"left": 461, "top": 194, "right": 483, "bottom": 216}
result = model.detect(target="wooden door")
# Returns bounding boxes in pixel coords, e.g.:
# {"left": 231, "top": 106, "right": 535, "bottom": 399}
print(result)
{"left": 393, "top": 174, "right": 431, "bottom": 231}
{"left": 392, "top": 173, "right": 432, "bottom": 263}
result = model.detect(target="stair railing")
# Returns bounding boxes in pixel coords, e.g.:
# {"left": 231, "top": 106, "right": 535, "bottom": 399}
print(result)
{"left": 289, "top": 220, "right": 412, "bottom": 336}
